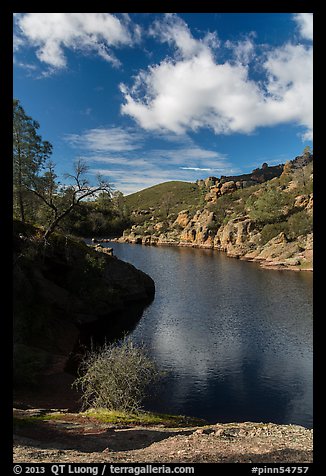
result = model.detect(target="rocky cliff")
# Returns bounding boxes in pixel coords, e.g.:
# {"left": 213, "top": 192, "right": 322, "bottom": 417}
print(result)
{"left": 116, "top": 154, "right": 313, "bottom": 271}
{"left": 13, "top": 221, "right": 155, "bottom": 386}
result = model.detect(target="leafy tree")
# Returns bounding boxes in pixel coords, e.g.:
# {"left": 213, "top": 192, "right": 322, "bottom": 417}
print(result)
{"left": 13, "top": 99, "right": 52, "bottom": 222}
{"left": 111, "top": 190, "right": 129, "bottom": 218}
{"left": 13, "top": 99, "right": 114, "bottom": 239}
{"left": 96, "top": 191, "right": 113, "bottom": 213}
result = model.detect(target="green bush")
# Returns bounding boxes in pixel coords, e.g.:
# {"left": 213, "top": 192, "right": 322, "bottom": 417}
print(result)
{"left": 286, "top": 210, "right": 313, "bottom": 239}
{"left": 72, "top": 338, "right": 161, "bottom": 412}
{"left": 259, "top": 210, "right": 312, "bottom": 244}
{"left": 207, "top": 194, "right": 236, "bottom": 225}
{"left": 260, "top": 222, "right": 287, "bottom": 245}
{"left": 247, "top": 187, "right": 290, "bottom": 224}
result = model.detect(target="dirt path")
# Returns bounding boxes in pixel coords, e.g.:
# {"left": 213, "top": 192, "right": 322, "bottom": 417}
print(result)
{"left": 13, "top": 408, "right": 312, "bottom": 464}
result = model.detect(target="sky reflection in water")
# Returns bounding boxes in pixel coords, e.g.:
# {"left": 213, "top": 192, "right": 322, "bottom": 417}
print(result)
{"left": 107, "top": 243, "right": 313, "bottom": 427}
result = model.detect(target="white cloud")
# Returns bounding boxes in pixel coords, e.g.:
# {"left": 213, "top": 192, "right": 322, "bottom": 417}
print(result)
{"left": 14, "top": 13, "right": 140, "bottom": 69}
{"left": 149, "top": 13, "right": 219, "bottom": 60}
{"left": 90, "top": 167, "right": 182, "bottom": 195}
{"left": 13, "top": 32, "right": 24, "bottom": 52}
{"left": 293, "top": 13, "right": 313, "bottom": 41}
{"left": 263, "top": 43, "right": 313, "bottom": 140}
{"left": 64, "top": 127, "right": 143, "bottom": 152}
{"left": 120, "top": 14, "right": 313, "bottom": 140}
{"left": 181, "top": 167, "right": 221, "bottom": 172}
{"left": 120, "top": 51, "right": 261, "bottom": 135}
{"left": 83, "top": 155, "right": 150, "bottom": 168}
{"left": 66, "top": 126, "right": 234, "bottom": 194}
{"left": 225, "top": 35, "right": 256, "bottom": 65}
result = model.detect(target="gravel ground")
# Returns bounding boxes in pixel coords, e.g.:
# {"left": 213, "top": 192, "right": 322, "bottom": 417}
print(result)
{"left": 13, "top": 409, "right": 313, "bottom": 464}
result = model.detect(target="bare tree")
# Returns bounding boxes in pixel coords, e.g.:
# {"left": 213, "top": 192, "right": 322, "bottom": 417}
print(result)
{"left": 27, "top": 159, "right": 112, "bottom": 240}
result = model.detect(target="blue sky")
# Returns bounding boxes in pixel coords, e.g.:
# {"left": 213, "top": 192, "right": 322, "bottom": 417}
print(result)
{"left": 13, "top": 13, "right": 313, "bottom": 195}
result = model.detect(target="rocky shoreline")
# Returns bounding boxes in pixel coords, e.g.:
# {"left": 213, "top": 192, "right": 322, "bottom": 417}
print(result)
{"left": 111, "top": 218, "right": 313, "bottom": 272}
{"left": 112, "top": 154, "right": 313, "bottom": 272}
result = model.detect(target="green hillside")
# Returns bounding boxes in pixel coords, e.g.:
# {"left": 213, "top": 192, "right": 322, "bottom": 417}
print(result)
{"left": 119, "top": 155, "right": 313, "bottom": 270}
{"left": 125, "top": 181, "right": 202, "bottom": 214}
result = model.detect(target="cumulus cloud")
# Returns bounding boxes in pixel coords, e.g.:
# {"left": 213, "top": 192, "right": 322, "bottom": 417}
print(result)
{"left": 120, "top": 14, "right": 313, "bottom": 140}
{"left": 120, "top": 50, "right": 262, "bottom": 135}
{"left": 264, "top": 43, "right": 313, "bottom": 140}
{"left": 149, "top": 13, "right": 219, "bottom": 60}
{"left": 225, "top": 35, "right": 256, "bottom": 65}
{"left": 14, "top": 13, "right": 140, "bottom": 69}
{"left": 293, "top": 13, "right": 313, "bottom": 41}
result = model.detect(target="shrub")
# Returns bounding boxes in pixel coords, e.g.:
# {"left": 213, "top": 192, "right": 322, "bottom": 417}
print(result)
{"left": 207, "top": 194, "right": 236, "bottom": 226}
{"left": 72, "top": 338, "right": 161, "bottom": 412}
{"left": 259, "top": 210, "right": 312, "bottom": 244}
{"left": 247, "top": 187, "right": 290, "bottom": 224}
{"left": 286, "top": 210, "right": 313, "bottom": 240}
{"left": 260, "top": 222, "right": 287, "bottom": 245}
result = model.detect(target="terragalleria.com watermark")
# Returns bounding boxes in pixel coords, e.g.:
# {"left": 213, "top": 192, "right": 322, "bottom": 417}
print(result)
{"left": 13, "top": 465, "right": 195, "bottom": 476}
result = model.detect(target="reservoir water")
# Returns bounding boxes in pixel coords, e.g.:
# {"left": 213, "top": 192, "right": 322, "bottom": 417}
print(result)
{"left": 100, "top": 242, "right": 313, "bottom": 428}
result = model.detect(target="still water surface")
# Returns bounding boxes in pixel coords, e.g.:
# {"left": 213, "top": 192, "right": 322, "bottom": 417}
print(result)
{"left": 105, "top": 242, "right": 313, "bottom": 428}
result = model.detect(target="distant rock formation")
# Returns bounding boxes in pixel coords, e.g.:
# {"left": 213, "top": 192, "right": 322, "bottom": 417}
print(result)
{"left": 199, "top": 162, "right": 285, "bottom": 204}
{"left": 115, "top": 153, "right": 313, "bottom": 271}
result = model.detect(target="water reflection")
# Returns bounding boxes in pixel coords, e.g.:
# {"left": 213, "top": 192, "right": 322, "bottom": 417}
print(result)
{"left": 105, "top": 243, "right": 313, "bottom": 427}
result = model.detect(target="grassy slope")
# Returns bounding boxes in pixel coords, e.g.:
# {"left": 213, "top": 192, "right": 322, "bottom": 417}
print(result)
{"left": 14, "top": 408, "right": 206, "bottom": 428}
{"left": 125, "top": 181, "right": 202, "bottom": 213}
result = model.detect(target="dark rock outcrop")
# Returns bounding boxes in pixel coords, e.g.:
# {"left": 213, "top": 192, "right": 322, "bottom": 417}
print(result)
{"left": 13, "top": 221, "right": 155, "bottom": 382}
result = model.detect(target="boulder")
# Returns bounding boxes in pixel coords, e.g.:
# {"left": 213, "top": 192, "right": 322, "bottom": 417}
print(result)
{"left": 173, "top": 210, "right": 191, "bottom": 228}
{"left": 294, "top": 195, "right": 310, "bottom": 209}
{"left": 205, "top": 186, "right": 221, "bottom": 203}
{"left": 204, "top": 177, "right": 218, "bottom": 188}
{"left": 154, "top": 222, "right": 165, "bottom": 232}
{"left": 306, "top": 194, "right": 313, "bottom": 214}
{"left": 95, "top": 246, "right": 114, "bottom": 256}
{"left": 220, "top": 181, "right": 237, "bottom": 195}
